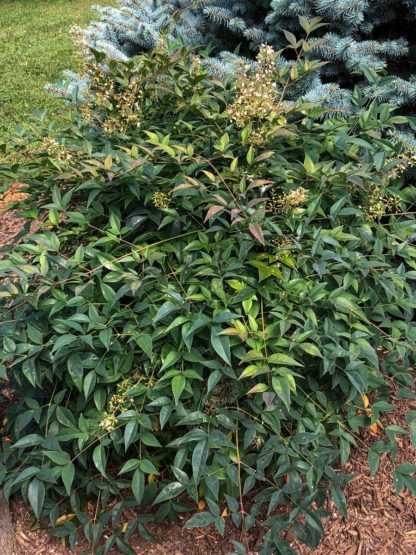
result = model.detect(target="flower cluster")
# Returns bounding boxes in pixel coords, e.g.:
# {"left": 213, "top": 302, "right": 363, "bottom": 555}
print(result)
{"left": 40, "top": 138, "right": 72, "bottom": 163}
{"left": 81, "top": 64, "right": 143, "bottom": 134}
{"left": 99, "top": 371, "right": 156, "bottom": 432}
{"left": 152, "top": 191, "right": 171, "bottom": 209}
{"left": 361, "top": 185, "right": 401, "bottom": 221}
{"left": 99, "top": 414, "right": 118, "bottom": 433}
{"left": 386, "top": 150, "right": 416, "bottom": 180}
{"left": 272, "top": 237, "right": 293, "bottom": 259}
{"left": 99, "top": 377, "right": 135, "bottom": 433}
{"left": 228, "top": 44, "right": 279, "bottom": 126}
{"left": 192, "top": 55, "right": 202, "bottom": 75}
{"left": 268, "top": 187, "right": 308, "bottom": 214}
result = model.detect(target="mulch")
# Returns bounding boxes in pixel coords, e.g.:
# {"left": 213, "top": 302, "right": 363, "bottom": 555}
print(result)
{"left": 0, "top": 184, "right": 31, "bottom": 260}
{"left": 1, "top": 187, "right": 416, "bottom": 555}
{"left": 295, "top": 392, "right": 416, "bottom": 555}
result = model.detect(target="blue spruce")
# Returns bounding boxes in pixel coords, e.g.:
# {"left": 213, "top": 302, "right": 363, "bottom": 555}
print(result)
{"left": 57, "top": 0, "right": 416, "bottom": 112}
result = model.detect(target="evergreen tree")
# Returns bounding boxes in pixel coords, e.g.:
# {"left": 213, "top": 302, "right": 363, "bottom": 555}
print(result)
{"left": 58, "top": 0, "right": 416, "bottom": 112}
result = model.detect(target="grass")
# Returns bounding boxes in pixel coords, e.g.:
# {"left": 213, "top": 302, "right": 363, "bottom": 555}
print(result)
{"left": 0, "top": 0, "right": 114, "bottom": 137}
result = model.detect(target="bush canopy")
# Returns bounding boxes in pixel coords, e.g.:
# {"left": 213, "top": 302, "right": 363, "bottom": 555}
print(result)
{"left": 1, "top": 43, "right": 416, "bottom": 554}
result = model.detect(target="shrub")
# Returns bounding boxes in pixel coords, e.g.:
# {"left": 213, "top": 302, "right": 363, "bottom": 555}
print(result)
{"left": 2, "top": 43, "right": 416, "bottom": 554}
{"left": 56, "top": 0, "right": 416, "bottom": 113}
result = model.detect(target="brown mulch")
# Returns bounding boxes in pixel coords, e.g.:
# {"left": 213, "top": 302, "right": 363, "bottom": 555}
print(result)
{"left": 1, "top": 192, "right": 416, "bottom": 554}
{"left": 295, "top": 392, "right": 416, "bottom": 555}
{"left": 12, "top": 502, "right": 234, "bottom": 555}
{"left": 10, "top": 390, "right": 416, "bottom": 555}
{"left": 0, "top": 184, "right": 31, "bottom": 260}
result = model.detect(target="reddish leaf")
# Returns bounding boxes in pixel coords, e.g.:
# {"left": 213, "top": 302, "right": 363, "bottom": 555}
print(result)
{"left": 249, "top": 223, "right": 265, "bottom": 245}
{"left": 248, "top": 198, "right": 264, "bottom": 208}
{"left": 247, "top": 179, "right": 273, "bottom": 192}
{"left": 211, "top": 194, "right": 228, "bottom": 206}
{"left": 204, "top": 205, "right": 224, "bottom": 222}
{"left": 231, "top": 217, "right": 244, "bottom": 225}
{"left": 230, "top": 208, "right": 240, "bottom": 220}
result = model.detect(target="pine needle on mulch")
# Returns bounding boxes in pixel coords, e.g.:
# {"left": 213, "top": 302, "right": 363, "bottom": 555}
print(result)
{"left": 1, "top": 192, "right": 415, "bottom": 555}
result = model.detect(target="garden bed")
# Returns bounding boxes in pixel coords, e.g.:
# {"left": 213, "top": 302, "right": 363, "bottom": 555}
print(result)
{"left": 1, "top": 204, "right": 415, "bottom": 555}
{"left": 8, "top": 389, "right": 416, "bottom": 555}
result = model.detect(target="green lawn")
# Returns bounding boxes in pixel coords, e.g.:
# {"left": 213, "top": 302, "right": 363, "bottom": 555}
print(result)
{"left": 0, "top": 0, "right": 114, "bottom": 136}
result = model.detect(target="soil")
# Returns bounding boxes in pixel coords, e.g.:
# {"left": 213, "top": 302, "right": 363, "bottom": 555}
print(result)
{"left": 1, "top": 189, "right": 416, "bottom": 555}
{"left": 0, "top": 184, "right": 31, "bottom": 259}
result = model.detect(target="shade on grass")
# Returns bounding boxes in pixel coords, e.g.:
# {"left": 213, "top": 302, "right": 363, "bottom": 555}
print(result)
{"left": 0, "top": 0, "right": 114, "bottom": 136}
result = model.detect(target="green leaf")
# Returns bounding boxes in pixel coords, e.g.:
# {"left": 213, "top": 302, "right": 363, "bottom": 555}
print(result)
{"left": 396, "top": 463, "right": 416, "bottom": 475}
{"left": 22, "top": 360, "right": 37, "bottom": 387}
{"left": 153, "top": 481, "right": 186, "bottom": 504}
{"left": 27, "top": 325, "right": 43, "bottom": 345}
{"left": 207, "top": 370, "right": 221, "bottom": 394}
{"left": 187, "top": 314, "right": 211, "bottom": 336}
{"left": 299, "top": 343, "right": 322, "bottom": 357}
{"left": 83, "top": 370, "right": 96, "bottom": 399}
{"left": 119, "top": 460, "right": 141, "bottom": 474}
{"left": 272, "top": 376, "right": 291, "bottom": 411}
{"left": 368, "top": 450, "right": 380, "bottom": 476}
{"left": 99, "top": 328, "right": 112, "bottom": 350}
{"left": 132, "top": 469, "right": 145, "bottom": 504}
{"left": 394, "top": 470, "right": 405, "bottom": 495}
{"left": 67, "top": 354, "right": 83, "bottom": 392}
{"left": 124, "top": 421, "right": 138, "bottom": 451}
{"left": 52, "top": 334, "right": 77, "bottom": 353}
{"left": 161, "top": 350, "right": 181, "bottom": 371}
{"left": 93, "top": 445, "right": 106, "bottom": 476}
{"left": 11, "top": 434, "right": 44, "bottom": 449}
{"left": 333, "top": 296, "right": 362, "bottom": 316}
{"left": 304, "top": 154, "right": 316, "bottom": 173}
{"left": 136, "top": 334, "right": 153, "bottom": 358}
{"left": 330, "top": 486, "right": 347, "bottom": 518}
{"left": 139, "top": 459, "right": 159, "bottom": 475}
{"left": 140, "top": 431, "right": 162, "bottom": 447}
{"left": 192, "top": 439, "right": 208, "bottom": 486}
{"left": 154, "top": 301, "right": 178, "bottom": 323}
{"left": 43, "top": 450, "right": 71, "bottom": 465}
{"left": 62, "top": 463, "right": 75, "bottom": 496}
{"left": 247, "top": 383, "right": 268, "bottom": 394}
{"left": 268, "top": 353, "right": 303, "bottom": 366}
{"left": 172, "top": 374, "right": 186, "bottom": 405}
{"left": 347, "top": 370, "right": 365, "bottom": 394}
{"left": 56, "top": 406, "right": 76, "bottom": 428}
{"left": 211, "top": 326, "right": 231, "bottom": 365}
{"left": 404, "top": 475, "right": 416, "bottom": 496}
{"left": 28, "top": 478, "right": 45, "bottom": 519}
{"left": 184, "top": 512, "right": 215, "bottom": 528}
{"left": 94, "top": 389, "right": 106, "bottom": 412}
{"left": 283, "top": 30, "right": 298, "bottom": 48}
{"left": 303, "top": 509, "right": 323, "bottom": 536}
{"left": 411, "top": 422, "right": 416, "bottom": 448}
{"left": 340, "top": 437, "right": 350, "bottom": 466}
{"left": 212, "top": 312, "right": 241, "bottom": 323}
{"left": 239, "top": 364, "right": 268, "bottom": 379}
{"left": 100, "top": 282, "right": 115, "bottom": 302}
{"left": 0, "top": 364, "right": 7, "bottom": 380}
{"left": 12, "top": 467, "right": 40, "bottom": 485}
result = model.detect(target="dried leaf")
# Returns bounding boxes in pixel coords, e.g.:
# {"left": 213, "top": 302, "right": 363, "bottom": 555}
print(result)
{"left": 56, "top": 513, "right": 76, "bottom": 525}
